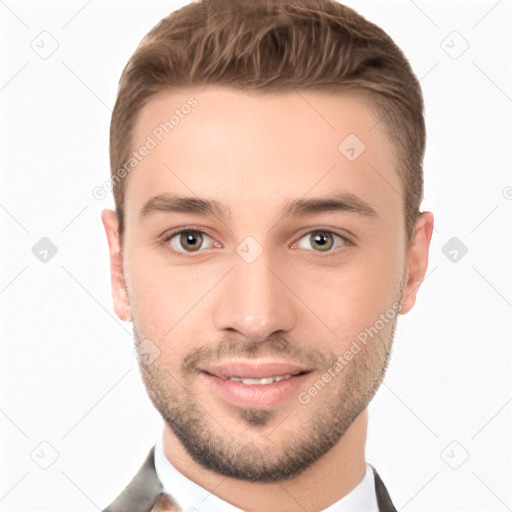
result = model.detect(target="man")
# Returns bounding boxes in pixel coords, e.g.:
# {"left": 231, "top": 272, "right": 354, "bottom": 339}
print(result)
{"left": 101, "top": 0, "right": 434, "bottom": 510}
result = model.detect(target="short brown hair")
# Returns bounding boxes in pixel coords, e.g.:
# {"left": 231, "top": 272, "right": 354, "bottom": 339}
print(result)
{"left": 110, "top": 0, "right": 425, "bottom": 244}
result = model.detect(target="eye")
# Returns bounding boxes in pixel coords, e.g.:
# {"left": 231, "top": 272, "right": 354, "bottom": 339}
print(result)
{"left": 292, "top": 230, "right": 351, "bottom": 253}
{"left": 163, "top": 229, "right": 221, "bottom": 255}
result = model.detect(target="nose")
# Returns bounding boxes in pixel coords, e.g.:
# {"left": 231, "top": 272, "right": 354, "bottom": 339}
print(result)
{"left": 212, "top": 251, "right": 297, "bottom": 342}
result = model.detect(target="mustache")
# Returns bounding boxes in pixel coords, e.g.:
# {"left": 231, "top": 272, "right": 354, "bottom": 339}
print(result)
{"left": 181, "top": 334, "right": 331, "bottom": 374}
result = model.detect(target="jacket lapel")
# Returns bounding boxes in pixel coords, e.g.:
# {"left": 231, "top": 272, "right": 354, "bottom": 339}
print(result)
{"left": 368, "top": 463, "right": 397, "bottom": 512}
{"left": 104, "top": 446, "right": 397, "bottom": 512}
{"left": 103, "top": 446, "right": 180, "bottom": 512}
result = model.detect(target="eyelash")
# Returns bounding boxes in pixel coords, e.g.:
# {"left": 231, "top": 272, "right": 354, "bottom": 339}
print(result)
{"left": 160, "top": 227, "right": 353, "bottom": 258}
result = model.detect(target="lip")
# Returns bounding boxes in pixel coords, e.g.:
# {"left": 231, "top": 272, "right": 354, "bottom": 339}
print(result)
{"left": 199, "top": 360, "right": 313, "bottom": 408}
{"left": 201, "top": 359, "right": 313, "bottom": 379}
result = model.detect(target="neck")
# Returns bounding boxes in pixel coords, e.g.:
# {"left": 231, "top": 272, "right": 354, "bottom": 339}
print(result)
{"left": 162, "top": 409, "right": 368, "bottom": 512}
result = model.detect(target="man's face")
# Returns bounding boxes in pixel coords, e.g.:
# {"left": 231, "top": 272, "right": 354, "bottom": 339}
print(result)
{"left": 103, "top": 86, "right": 431, "bottom": 481}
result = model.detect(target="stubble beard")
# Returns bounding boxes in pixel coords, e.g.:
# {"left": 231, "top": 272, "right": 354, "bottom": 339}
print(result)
{"left": 133, "top": 316, "right": 397, "bottom": 482}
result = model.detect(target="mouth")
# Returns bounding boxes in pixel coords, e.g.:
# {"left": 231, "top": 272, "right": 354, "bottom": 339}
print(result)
{"left": 201, "top": 360, "right": 313, "bottom": 379}
{"left": 198, "top": 360, "right": 313, "bottom": 408}
{"left": 226, "top": 373, "right": 298, "bottom": 385}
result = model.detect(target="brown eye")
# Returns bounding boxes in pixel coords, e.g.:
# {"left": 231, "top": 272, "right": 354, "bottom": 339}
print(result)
{"left": 310, "top": 231, "right": 334, "bottom": 252}
{"left": 166, "top": 229, "right": 216, "bottom": 254}
{"left": 179, "top": 231, "right": 203, "bottom": 252}
{"left": 293, "top": 230, "right": 349, "bottom": 254}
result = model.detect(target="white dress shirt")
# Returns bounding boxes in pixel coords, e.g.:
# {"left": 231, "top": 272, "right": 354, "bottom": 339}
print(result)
{"left": 154, "top": 430, "right": 379, "bottom": 511}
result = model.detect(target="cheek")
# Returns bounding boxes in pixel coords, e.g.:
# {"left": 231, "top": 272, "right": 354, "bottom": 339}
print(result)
{"left": 125, "top": 249, "right": 220, "bottom": 342}
{"left": 295, "top": 241, "right": 404, "bottom": 345}
{"left": 124, "top": 252, "right": 179, "bottom": 336}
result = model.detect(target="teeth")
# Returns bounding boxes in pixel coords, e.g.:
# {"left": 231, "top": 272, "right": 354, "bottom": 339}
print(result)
{"left": 228, "top": 374, "right": 293, "bottom": 385}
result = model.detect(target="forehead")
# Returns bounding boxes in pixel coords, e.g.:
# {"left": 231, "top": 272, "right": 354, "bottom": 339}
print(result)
{"left": 124, "top": 86, "right": 402, "bottom": 227}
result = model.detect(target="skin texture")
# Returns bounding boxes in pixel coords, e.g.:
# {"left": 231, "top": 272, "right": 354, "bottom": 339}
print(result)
{"left": 102, "top": 86, "right": 434, "bottom": 512}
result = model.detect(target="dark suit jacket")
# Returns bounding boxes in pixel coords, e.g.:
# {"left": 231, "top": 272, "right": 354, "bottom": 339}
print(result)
{"left": 103, "top": 446, "right": 397, "bottom": 512}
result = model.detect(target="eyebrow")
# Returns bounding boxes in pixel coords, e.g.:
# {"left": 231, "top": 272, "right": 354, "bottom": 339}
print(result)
{"left": 139, "top": 192, "right": 378, "bottom": 221}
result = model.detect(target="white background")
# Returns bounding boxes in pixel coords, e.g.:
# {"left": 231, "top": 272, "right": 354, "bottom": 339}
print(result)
{"left": 1, "top": 0, "right": 511, "bottom": 510}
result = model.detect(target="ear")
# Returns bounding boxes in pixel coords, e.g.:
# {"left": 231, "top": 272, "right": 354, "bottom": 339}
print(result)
{"left": 400, "top": 211, "right": 434, "bottom": 315}
{"left": 101, "top": 209, "right": 132, "bottom": 322}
